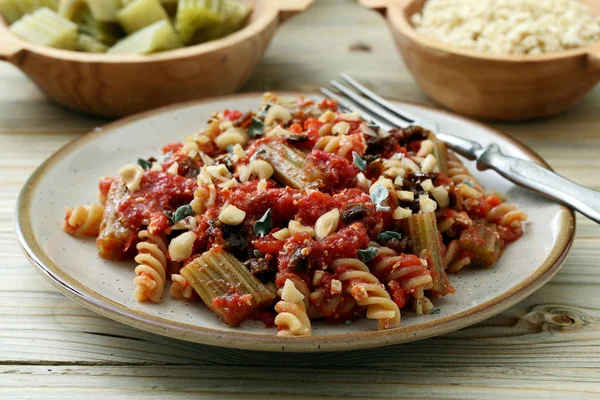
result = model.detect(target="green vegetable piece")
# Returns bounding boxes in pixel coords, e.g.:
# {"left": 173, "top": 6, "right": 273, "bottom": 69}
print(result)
{"left": 253, "top": 208, "right": 272, "bottom": 237}
{"left": 0, "top": 0, "right": 58, "bottom": 24}
{"left": 172, "top": 204, "right": 193, "bottom": 224}
{"left": 180, "top": 247, "right": 275, "bottom": 326}
{"left": 87, "top": 0, "right": 121, "bottom": 22}
{"left": 77, "top": 33, "right": 108, "bottom": 52}
{"left": 370, "top": 185, "right": 390, "bottom": 212}
{"left": 117, "top": 0, "right": 168, "bottom": 34}
{"left": 408, "top": 211, "right": 453, "bottom": 295}
{"left": 358, "top": 247, "right": 379, "bottom": 263}
{"left": 429, "top": 131, "right": 449, "bottom": 175}
{"left": 72, "top": 5, "right": 124, "bottom": 45}
{"left": 430, "top": 308, "right": 441, "bottom": 315}
{"left": 247, "top": 117, "right": 264, "bottom": 138}
{"left": 352, "top": 151, "right": 367, "bottom": 171}
{"left": 108, "top": 19, "right": 182, "bottom": 55}
{"left": 137, "top": 158, "right": 152, "bottom": 170}
{"left": 175, "top": 0, "right": 224, "bottom": 44}
{"left": 257, "top": 141, "right": 319, "bottom": 189}
{"left": 10, "top": 7, "right": 78, "bottom": 50}
{"left": 377, "top": 231, "right": 402, "bottom": 243}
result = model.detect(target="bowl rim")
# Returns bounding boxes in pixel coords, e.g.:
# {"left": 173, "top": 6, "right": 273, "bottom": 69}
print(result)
{"left": 0, "top": 0, "right": 280, "bottom": 63}
{"left": 15, "top": 92, "right": 576, "bottom": 352}
{"left": 387, "top": 0, "right": 600, "bottom": 63}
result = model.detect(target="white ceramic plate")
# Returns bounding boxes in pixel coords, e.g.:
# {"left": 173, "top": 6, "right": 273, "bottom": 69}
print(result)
{"left": 16, "top": 94, "right": 575, "bottom": 352}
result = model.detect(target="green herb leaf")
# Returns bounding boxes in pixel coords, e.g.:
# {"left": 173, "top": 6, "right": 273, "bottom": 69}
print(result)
{"left": 430, "top": 308, "right": 442, "bottom": 315}
{"left": 377, "top": 231, "right": 402, "bottom": 243}
{"left": 352, "top": 151, "right": 367, "bottom": 171}
{"left": 137, "top": 158, "right": 152, "bottom": 170}
{"left": 172, "top": 204, "right": 193, "bottom": 224}
{"left": 258, "top": 104, "right": 271, "bottom": 118}
{"left": 248, "top": 117, "right": 264, "bottom": 138}
{"left": 250, "top": 148, "right": 267, "bottom": 162}
{"left": 358, "top": 247, "right": 379, "bottom": 263}
{"left": 253, "top": 208, "right": 272, "bottom": 237}
{"left": 463, "top": 181, "right": 474, "bottom": 188}
{"left": 370, "top": 185, "right": 391, "bottom": 212}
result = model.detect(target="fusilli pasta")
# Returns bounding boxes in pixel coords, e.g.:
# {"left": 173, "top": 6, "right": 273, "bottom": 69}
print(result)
{"left": 62, "top": 202, "right": 105, "bottom": 236}
{"left": 332, "top": 258, "right": 401, "bottom": 329}
{"left": 133, "top": 230, "right": 168, "bottom": 303}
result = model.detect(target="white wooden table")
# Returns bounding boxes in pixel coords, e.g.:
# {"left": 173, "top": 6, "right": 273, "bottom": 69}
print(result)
{"left": 2, "top": 1, "right": 600, "bottom": 398}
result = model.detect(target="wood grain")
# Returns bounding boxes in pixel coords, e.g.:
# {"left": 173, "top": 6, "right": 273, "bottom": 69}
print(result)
{"left": 1, "top": 0, "right": 600, "bottom": 398}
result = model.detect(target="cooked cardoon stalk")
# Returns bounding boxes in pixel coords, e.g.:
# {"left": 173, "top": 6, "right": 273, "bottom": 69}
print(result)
{"left": 0, "top": 0, "right": 58, "bottom": 23}
{"left": 256, "top": 141, "right": 318, "bottom": 189}
{"left": 77, "top": 33, "right": 108, "bottom": 53}
{"left": 407, "top": 211, "right": 453, "bottom": 295}
{"left": 180, "top": 247, "right": 275, "bottom": 326}
{"left": 10, "top": 7, "right": 78, "bottom": 50}
{"left": 58, "top": 0, "right": 83, "bottom": 20}
{"left": 72, "top": 5, "right": 123, "bottom": 45}
{"left": 175, "top": 0, "right": 224, "bottom": 43}
{"left": 429, "top": 132, "right": 449, "bottom": 175}
{"left": 460, "top": 221, "right": 502, "bottom": 268}
{"left": 117, "top": 0, "right": 168, "bottom": 34}
{"left": 108, "top": 19, "right": 182, "bottom": 55}
{"left": 86, "top": 0, "right": 121, "bottom": 22}
{"left": 191, "top": 0, "right": 250, "bottom": 43}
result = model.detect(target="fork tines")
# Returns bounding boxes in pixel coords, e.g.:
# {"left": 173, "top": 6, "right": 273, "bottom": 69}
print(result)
{"left": 320, "top": 74, "right": 417, "bottom": 130}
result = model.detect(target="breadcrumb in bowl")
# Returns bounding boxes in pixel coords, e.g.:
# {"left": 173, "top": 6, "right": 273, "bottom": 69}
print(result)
{"left": 360, "top": 0, "right": 600, "bottom": 121}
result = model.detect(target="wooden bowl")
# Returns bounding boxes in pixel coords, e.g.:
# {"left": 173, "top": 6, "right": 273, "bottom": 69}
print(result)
{"left": 360, "top": 0, "right": 600, "bottom": 121}
{"left": 0, "top": 0, "right": 313, "bottom": 118}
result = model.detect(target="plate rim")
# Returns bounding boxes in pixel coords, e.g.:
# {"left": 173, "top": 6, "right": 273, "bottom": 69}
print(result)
{"left": 15, "top": 93, "right": 576, "bottom": 352}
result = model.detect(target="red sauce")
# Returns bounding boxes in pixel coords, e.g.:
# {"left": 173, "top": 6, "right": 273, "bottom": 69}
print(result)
{"left": 224, "top": 109, "right": 242, "bottom": 121}
{"left": 98, "top": 177, "right": 114, "bottom": 197}
{"left": 318, "top": 98, "right": 338, "bottom": 111}
{"left": 211, "top": 291, "right": 255, "bottom": 327}
{"left": 307, "top": 150, "right": 358, "bottom": 191}
{"left": 162, "top": 142, "right": 183, "bottom": 154}
{"left": 117, "top": 171, "right": 197, "bottom": 234}
{"left": 309, "top": 223, "right": 370, "bottom": 268}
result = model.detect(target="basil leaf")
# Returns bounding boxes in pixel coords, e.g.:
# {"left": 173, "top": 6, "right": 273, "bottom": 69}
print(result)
{"left": 250, "top": 148, "right": 267, "bottom": 162}
{"left": 172, "top": 204, "right": 193, "bottom": 224}
{"left": 370, "top": 185, "right": 391, "bottom": 212}
{"left": 377, "top": 231, "right": 402, "bottom": 242}
{"left": 248, "top": 117, "right": 264, "bottom": 138}
{"left": 352, "top": 151, "right": 367, "bottom": 171}
{"left": 258, "top": 104, "right": 271, "bottom": 118}
{"left": 137, "top": 158, "right": 152, "bottom": 170}
{"left": 253, "top": 208, "right": 272, "bottom": 237}
{"left": 357, "top": 247, "right": 379, "bottom": 263}
{"left": 430, "top": 308, "right": 442, "bottom": 315}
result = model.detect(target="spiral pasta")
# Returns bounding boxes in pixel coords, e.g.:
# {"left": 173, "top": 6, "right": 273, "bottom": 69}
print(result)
{"left": 332, "top": 258, "right": 400, "bottom": 329}
{"left": 486, "top": 203, "right": 528, "bottom": 241}
{"left": 62, "top": 202, "right": 105, "bottom": 236}
{"left": 369, "top": 243, "right": 433, "bottom": 314}
{"left": 444, "top": 239, "right": 472, "bottom": 273}
{"left": 275, "top": 279, "right": 312, "bottom": 337}
{"left": 447, "top": 153, "right": 485, "bottom": 198}
{"left": 133, "top": 230, "right": 168, "bottom": 303}
{"left": 169, "top": 273, "right": 195, "bottom": 301}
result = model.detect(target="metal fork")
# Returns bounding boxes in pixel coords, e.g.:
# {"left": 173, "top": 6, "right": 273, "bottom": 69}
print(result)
{"left": 321, "top": 73, "right": 600, "bottom": 224}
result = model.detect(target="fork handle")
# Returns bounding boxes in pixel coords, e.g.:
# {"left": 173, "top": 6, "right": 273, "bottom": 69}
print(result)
{"left": 477, "top": 144, "right": 599, "bottom": 223}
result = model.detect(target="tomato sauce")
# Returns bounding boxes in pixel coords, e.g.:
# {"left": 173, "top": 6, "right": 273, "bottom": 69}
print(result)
{"left": 117, "top": 171, "right": 197, "bottom": 234}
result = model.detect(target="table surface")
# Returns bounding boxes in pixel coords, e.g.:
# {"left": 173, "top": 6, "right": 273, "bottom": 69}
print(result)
{"left": 3, "top": 1, "right": 600, "bottom": 399}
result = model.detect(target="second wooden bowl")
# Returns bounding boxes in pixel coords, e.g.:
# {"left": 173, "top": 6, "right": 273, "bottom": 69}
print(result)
{"left": 361, "top": 0, "right": 600, "bottom": 121}
{"left": 0, "top": 0, "right": 313, "bottom": 118}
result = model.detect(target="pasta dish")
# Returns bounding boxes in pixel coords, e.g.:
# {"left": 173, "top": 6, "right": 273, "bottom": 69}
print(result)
{"left": 62, "top": 93, "right": 527, "bottom": 336}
